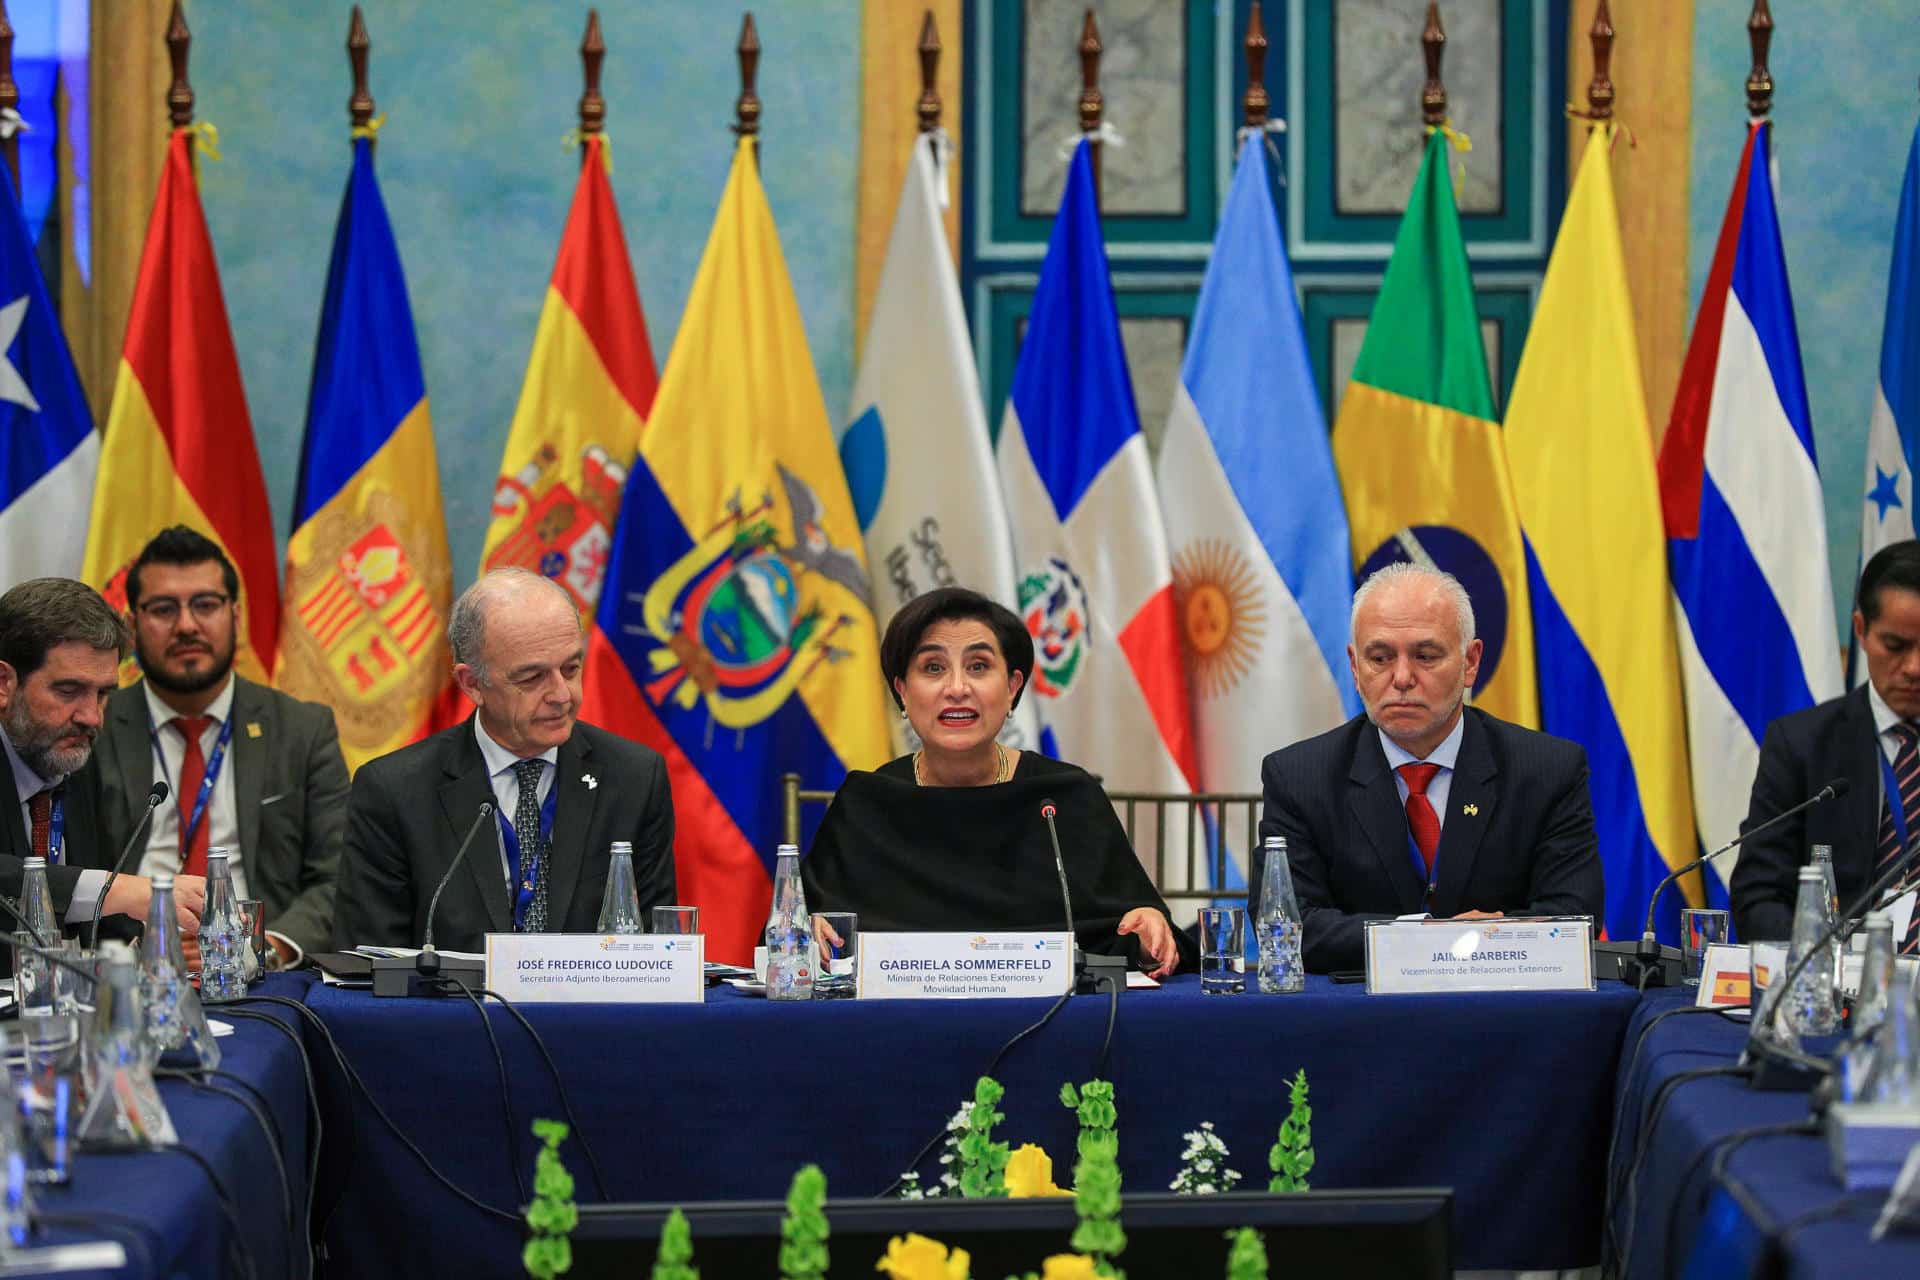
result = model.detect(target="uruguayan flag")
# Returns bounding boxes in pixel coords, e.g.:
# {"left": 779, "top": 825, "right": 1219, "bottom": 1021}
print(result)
{"left": 0, "top": 156, "right": 96, "bottom": 584}
{"left": 840, "top": 135, "right": 1039, "bottom": 752}
{"left": 1156, "top": 133, "right": 1357, "bottom": 884}
{"left": 1663, "top": 120, "right": 1841, "bottom": 859}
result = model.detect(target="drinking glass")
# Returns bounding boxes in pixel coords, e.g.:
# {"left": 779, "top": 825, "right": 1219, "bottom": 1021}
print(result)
{"left": 812, "top": 912, "right": 857, "bottom": 999}
{"left": 6, "top": 1013, "right": 81, "bottom": 1185}
{"left": 651, "top": 905, "right": 700, "bottom": 935}
{"left": 1682, "top": 908, "right": 1730, "bottom": 986}
{"left": 1200, "top": 907, "right": 1246, "bottom": 995}
{"left": 13, "top": 930, "right": 54, "bottom": 1018}
{"left": 236, "top": 900, "right": 267, "bottom": 983}
{"left": 51, "top": 941, "right": 92, "bottom": 1014}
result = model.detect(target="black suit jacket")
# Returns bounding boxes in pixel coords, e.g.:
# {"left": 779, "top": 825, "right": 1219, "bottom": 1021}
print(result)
{"left": 332, "top": 717, "right": 676, "bottom": 953}
{"left": 1256, "top": 707, "right": 1605, "bottom": 973}
{"left": 1730, "top": 684, "right": 1882, "bottom": 942}
{"left": 1, "top": 742, "right": 113, "bottom": 974}
{"left": 92, "top": 676, "right": 350, "bottom": 956}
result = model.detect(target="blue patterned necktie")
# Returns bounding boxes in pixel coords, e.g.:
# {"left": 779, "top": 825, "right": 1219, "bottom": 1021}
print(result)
{"left": 513, "top": 758, "right": 551, "bottom": 932}
{"left": 1878, "top": 723, "right": 1920, "bottom": 953}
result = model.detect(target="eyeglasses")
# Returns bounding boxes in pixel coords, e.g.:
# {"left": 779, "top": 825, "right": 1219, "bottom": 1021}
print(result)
{"left": 135, "top": 593, "right": 232, "bottom": 624}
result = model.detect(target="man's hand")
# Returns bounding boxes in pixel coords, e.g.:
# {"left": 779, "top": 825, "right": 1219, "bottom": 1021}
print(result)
{"left": 100, "top": 873, "right": 205, "bottom": 935}
{"left": 1117, "top": 907, "right": 1180, "bottom": 978}
{"left": 1450, "top": 909, "right": 1506, "bottom": 921}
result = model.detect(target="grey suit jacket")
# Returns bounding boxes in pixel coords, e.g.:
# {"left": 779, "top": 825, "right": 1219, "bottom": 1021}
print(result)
{"left": 92, "top": 675, "right": 350, "bottom": 956}
{"left": 332, "top": 717, "right": 676, "bottom": 953}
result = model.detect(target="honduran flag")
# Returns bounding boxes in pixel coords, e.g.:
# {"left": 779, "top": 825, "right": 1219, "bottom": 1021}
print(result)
{"left": 1660, "top": 120, "right": 1841, "bottom": 868}
{"left": 996, "top": 140, "right": 1198, "bottom": 830}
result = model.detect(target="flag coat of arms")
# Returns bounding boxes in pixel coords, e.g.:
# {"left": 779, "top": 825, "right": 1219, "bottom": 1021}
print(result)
{"left": 840, "top": 135, "right": 1040, "bottom": 754}
{"left": 582, "top": 140, "right": 891, "bottom": 963}
{"left": 479, "top": 136, "right": 657, "bottom": 616}
{"left": 1660, "top": 120, "right": 1841, "bottom": 861}
{"left": 83, "top": 129, "right": 278, "bottom": 680}
{"left": 277, "top": 137, "right": 456, "bottom": 772}
{"left": 0, "top": 159, "right": 97, "bottom": 583}
{"left": 1156, "top": 133, "right": 1356, "bottom": 886}
{"left": 1505, "top": 126, "right": 1701, "bottom": 942}
{"left": 1330, "top": 131, "right": 1537, "bottom": 728}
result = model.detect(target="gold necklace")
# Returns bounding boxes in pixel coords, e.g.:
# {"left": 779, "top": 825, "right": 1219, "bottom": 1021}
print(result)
{"left": 914, "top": 741, "right": 1010, "bottom": 786}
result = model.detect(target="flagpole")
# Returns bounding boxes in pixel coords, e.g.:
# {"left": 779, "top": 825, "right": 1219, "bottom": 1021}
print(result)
{"left": 578, "top": 9, "right": 605, "bottom": 167}
{"left": 166, "top": 0, "right": 195, "bottom": 177}
{"left": 1585, "top": 1, "right": 1615, "bottom": 127}
{"left": 1077, "top": 8, "right": 1103, "bottom": 208}
{"left": 0, "top": 1, "right": 18, "bottom": 195}
{"left": 1243, "top": 2, "right": 1269, "bottom": 132}
{"left": 917, "top": 10, "right": 941, "bottom": 136}
{"left": 1747, "top": 0, "right": 1774, "bottom": 119}
{"left": 734, "top": 12, "right": 761, "bottom": 167}
{"left": 347, "top": 6, "right": 374, "bottom": 146}
{"left": 1421, "top": 2, "right": 1447, "bottom": 131}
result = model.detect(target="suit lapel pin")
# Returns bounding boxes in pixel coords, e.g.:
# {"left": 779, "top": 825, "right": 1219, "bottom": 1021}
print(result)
{"left": 1462, "top": 803, "right": 1480, "bottom": 816}
{"left": 246, "top": 722, "right": 263, "bottom": 739}
{"left": 583, "top": 773, "right": 598, "bottom": 790}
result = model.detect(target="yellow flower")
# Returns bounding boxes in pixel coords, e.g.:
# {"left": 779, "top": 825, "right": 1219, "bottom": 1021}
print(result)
{"left": 1004, "top": 1143, "right": 1072, "bottom": 1198}
{"left": 1039, "top": 1255, "right": 1099, "bottom": 1280}
{"left": 875, "top": 1233, "right": 971, "bottom": 1280}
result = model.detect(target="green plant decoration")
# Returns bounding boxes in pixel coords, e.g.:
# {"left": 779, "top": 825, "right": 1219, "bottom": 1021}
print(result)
{"left": 1267, "top": 1070, "right": 1314, "bottom": 1193}
{"left": 650, "top": 1206, "right": 699, "bottom": 1280}
{"left": 779, "top": 1164, "right": 830, "bottom": 1280}
{"left": 1060, "top": 1081, "right": 1125, "bottom": 1278}
{"left": 523, "top": 1119, "right": 578, "bottom": 1280}
{"left": 958, "top": 1077, "right": 1011, "bottom": 1198}
{"left": 1223, "top": 1227, "right": 1268, "bottom": 1279}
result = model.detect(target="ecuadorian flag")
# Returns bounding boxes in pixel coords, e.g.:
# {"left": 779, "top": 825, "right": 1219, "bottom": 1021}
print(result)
{"left": 1331, "top": 131, "right": 1537, "bottom": 727}
{"left": 1506, "top": 126, "right": 1700, "bottom": 942}
{"left": 276, "top": 136, "right": 455, "bottom": 773}
{"left": 582, "top": 140, "right": 891, "bottom": 963}
{"left": 83, "top": 128, "right": 278, "bottom": 680}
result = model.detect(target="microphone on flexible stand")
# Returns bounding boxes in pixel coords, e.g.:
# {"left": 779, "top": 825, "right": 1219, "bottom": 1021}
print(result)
{"left": 88, "top": 780, "right": 170, "bottom": 950}
{"left": 1609, "top": 777, "right": 1850, "bottom": 988}
{"left": 1040, "top": 799, "right": 1126, "bottom": 996}
{"left": 371, "top": 801, "right": 494, "bottom": 998}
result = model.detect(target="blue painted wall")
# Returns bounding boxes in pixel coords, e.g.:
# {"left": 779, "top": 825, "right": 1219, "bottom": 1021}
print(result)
{"left": 1690, "top": 2, "right": 1916, "bottom": 639}
{"left": 190, "top": 0, "right": 860, "bottom": 590}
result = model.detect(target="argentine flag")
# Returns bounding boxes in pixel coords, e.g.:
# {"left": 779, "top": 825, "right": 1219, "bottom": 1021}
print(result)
{"left": 841, "top": 135, "right": 1039, "bottom": 751}
{"left": 1660, "top": 119, "right": 1841, "bottom": 863}
{"left": 0, "top": 162, "right": 96, "bottom": 583}
{"left": 1156, "top": 133, "right": 1357, "bottom": 886}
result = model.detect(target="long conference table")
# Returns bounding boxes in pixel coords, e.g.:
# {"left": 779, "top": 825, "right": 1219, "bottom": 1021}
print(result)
{"left": 14, "top": 972, "right": 1920, "bottom": 1277}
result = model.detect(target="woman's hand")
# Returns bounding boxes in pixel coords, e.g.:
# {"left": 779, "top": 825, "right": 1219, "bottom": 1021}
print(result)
{"left": 1117, "top": 907, "right": 1179, "bottom": 978}
{"left": 812, "top": 914, "right": 844, "bottom": 966}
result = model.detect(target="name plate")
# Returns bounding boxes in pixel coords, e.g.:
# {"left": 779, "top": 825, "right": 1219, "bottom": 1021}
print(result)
{"left": 858, "top": 932, "right": 1072, "bottom": 1000}
{"left": 484, "top": 933, "right": 705, "bottom": 1004}
{"left": 1364, "top": 917, "right": 1594, "bottom": 994}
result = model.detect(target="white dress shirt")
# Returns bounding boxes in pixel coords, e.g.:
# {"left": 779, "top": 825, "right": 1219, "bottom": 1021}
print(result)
{"left": 473, "top": 715, "right": 558, "bottom": 891}
{"left": 2, "top": 728, "right": 106, "bottom": 922}
{"left": 1378, "top": 712, "right": 1467, "bottom": 838}
{"left": 139, "top": 678, "right": 247, "bottom": 899}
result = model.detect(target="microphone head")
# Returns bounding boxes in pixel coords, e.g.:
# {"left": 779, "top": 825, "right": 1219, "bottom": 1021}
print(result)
{"left": 1039, "top": 800, "right": 1057, "bottom": 820}
{"left": 1823, "top": 777, "right": 1851, "bottom": 800}
{"left": 480, "top": 801, "right": 494, "bottom": 817}
{"left": 148, "top": 780, "right": 170, "bottom": 805}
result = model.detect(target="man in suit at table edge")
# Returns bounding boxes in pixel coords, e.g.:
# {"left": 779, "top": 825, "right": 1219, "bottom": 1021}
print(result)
{"left": 91, "top": 526, "right": 348, "bottom": 965}
{"left": 1732, "top": 539, "right": 1920, "bottom": 952}
{"left": 333, "top": 567, "right": 676, "bottom": 954}
{"left": 0, "top": 577, "right": 204, "bottom": 954}
{"left": 1254, "top": 562, "right": 1605, "bottom": 974}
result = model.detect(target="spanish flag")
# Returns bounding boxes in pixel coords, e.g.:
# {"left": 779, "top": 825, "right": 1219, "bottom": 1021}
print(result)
{"left": 479, "top": 136, "right": 657, "bottom": 614}
{"left": 582, "top": 140, "right": 892, "bottom": 962}
{"left": 84, "top": 128, "right": 278, "bottom": 680}
{"left": 275, "top": 136, "right": 455, "bottom": 773}
{"left": 1331, "top": 131, "right": 1537, "bottom": 726}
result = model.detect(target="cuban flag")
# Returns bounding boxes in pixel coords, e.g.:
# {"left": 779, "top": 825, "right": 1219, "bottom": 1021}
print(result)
{"left": 997, "top": 140, "right": 1198, "bottom": 855}
{"left": 0, "top": 160, "right": 97, "bottom": 584}
{"left": 1660, "top": 119, "right": 1841, "bottom": 867}
{"left": 1156, "top": 133, "right": 1357, "bottom": 888}
{"left": 1852, "top": 116, "right": 1920, "bottom": 684}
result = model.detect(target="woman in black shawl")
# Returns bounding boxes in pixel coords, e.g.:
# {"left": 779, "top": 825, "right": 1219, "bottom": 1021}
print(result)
{"left": 803, "top": 588, "right": 1190, "bottom": 976}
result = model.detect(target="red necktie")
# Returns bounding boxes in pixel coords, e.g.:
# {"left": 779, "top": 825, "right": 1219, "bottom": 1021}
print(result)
{"left": 173, "top": 715, "right": 214, "bottom": 876}
{"left": 28, "top": 790, "right": 50, "bottom": 860}
{"left": 1399, "top": 762, "right": 1443, "bottom": 880}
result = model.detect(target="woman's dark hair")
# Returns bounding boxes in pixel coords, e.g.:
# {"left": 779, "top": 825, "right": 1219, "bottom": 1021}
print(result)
{"left": 1858, "top": 539, "right": 1920, "bottom": 625}
{"left": 879, "top": 587, "right": 1035, "bottom": 711}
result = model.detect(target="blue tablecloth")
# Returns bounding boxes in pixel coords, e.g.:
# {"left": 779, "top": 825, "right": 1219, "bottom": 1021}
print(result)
{"left": 1611, "top": 988, "right": 1920, "bottom": 1279}
{"left": 301, "top": 973, "right": 1640, "bottom": 1276}
{"left": 20, "top": 973, "right": 311, "bottom": 1279}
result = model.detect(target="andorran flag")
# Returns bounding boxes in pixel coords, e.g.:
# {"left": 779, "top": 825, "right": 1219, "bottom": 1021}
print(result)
{"left": 83, "top": 128, "right": 278, "bottom": 680}
{"left": 479, "top": 135, "right": 657, "bottom": 614}
{"left": 1331, "top": 130, "right": 1537, "bottom": 726}
{"left": 582, "top": 139, "right": 892, "bottom": 963}
{"left": 275, "top": 136, "right": 455, "bottom": 772}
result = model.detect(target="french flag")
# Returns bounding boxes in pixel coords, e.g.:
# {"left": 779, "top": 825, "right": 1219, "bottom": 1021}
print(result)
{"left": 1660, "top": 120, "right": 1841, "bottom": 878}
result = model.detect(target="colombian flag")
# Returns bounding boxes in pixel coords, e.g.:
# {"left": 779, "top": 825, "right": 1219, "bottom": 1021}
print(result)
{"left": 479, "top": 136, "right": 657, "bottom": 614}
{"left": 84, "top": 128, "right": 278, "bottom": 680}
{"left": 275, "top": 136, "right": 455, "bottom": 773}
{"left": 1506, "top": 126, "right": 1700, "bottom": 943}
{"left": 582, "top": 140, "right": 892, "bottom": 963}
{"left": 1331, "top": 131, "right": 1538, "bottom": 727}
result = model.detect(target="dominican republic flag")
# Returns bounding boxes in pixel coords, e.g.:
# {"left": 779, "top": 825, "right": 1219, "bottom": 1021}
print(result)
{"left": 1853, "top": 116, "right": 1920, "bottom": 684}
{"left": 1660, "top": 119, "right": 1841, "bottom": 873}
{"left": 996, "top": 139, "right": 1198, "bottom": 871}
{"left": 0, "top": 157, "right": 97, "bottom": 583}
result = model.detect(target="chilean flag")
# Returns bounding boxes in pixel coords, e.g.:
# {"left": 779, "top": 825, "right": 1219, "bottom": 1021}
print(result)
{"left": 996, "top": 141, "right": 1198, "bottom": 862}
{"left": 1660, "top": 120, "right": 1842, "bottom": 881}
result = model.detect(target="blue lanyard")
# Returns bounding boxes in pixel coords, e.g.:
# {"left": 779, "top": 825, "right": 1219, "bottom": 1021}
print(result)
{"left": 1884, "top": 750, "right": 1909, "bottom": 855}
{"left": 46, "top": 790, "right": 63, "bottom": 866}
{"left": 497, "top": 779, "right": 558, "bottom": 930}
{"left": 149, "top": 714, "right": 236, "bottom": 861}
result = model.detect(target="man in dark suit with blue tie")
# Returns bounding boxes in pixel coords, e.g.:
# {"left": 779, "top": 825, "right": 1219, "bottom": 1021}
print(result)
{"left": 1255, "top": 563, "right": 1604, "bottom": 973}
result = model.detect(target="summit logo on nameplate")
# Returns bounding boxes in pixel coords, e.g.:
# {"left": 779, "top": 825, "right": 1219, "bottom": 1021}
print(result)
{"left": 485, "top": 933, "right": 706, "bottom": 1004}
{"left": 858, "top": 932, "right": 1072, "bottom": 1000}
